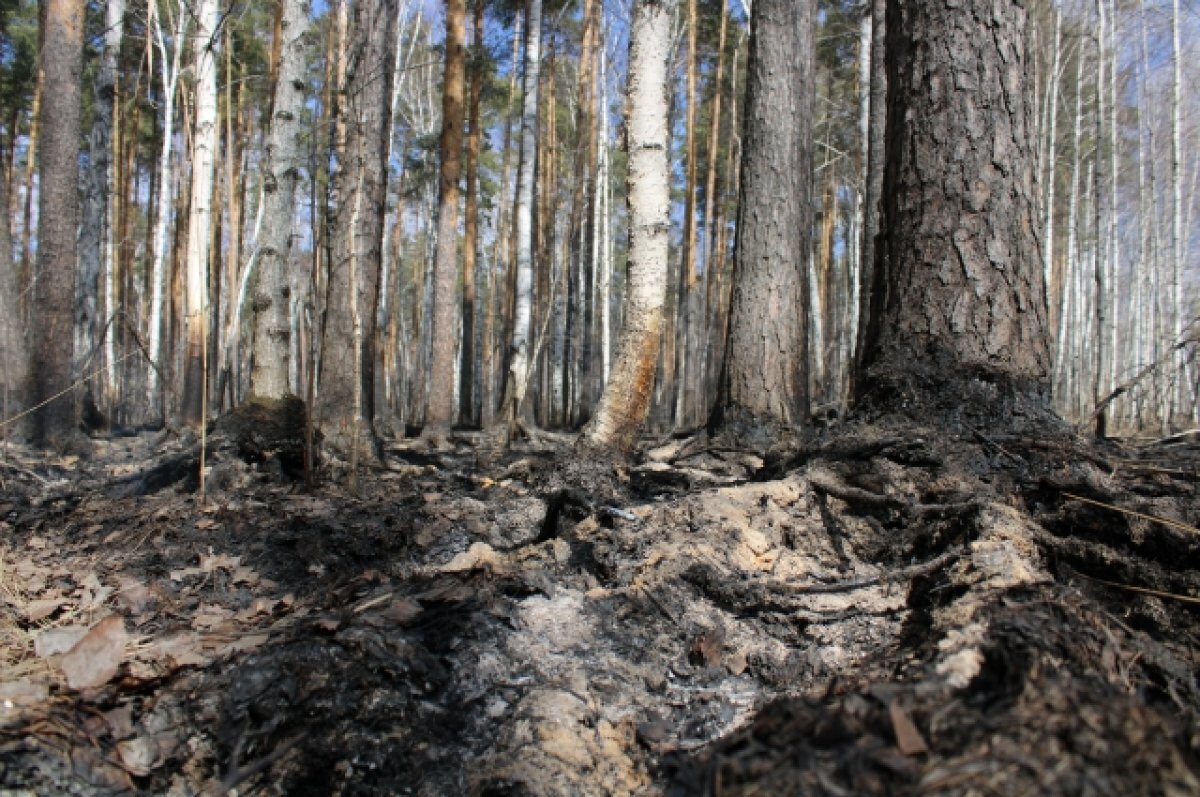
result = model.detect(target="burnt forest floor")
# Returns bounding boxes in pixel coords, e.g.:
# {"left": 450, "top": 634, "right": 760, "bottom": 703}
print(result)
{"left": 1, "top": 405, "right": 1200, "bottom": 796}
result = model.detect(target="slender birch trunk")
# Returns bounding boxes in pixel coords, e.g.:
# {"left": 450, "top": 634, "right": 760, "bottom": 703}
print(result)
{"left": 579, "top": 0, "right": 675, "bottom": 453}
{"left": 146, "top": 0, "right": 187, "bottom": 421}
{"left": 180, "top": 0, "right": 220, "bottom": 428}
{"left": 497, "top": 0, "right": 543, "bottom": 438}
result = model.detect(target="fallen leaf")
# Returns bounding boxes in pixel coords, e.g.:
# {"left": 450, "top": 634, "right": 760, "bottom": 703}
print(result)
{"left": 78, "top": 573, "right": 114, "bottom": 611}
{"left": 889, "top": 702, "right": 929, "bottom": 756}
{"left": 102, "top": 704, "right": 136, "bottom": 739}
{"left": 199, "top": 552, "right": 241, "bottom": 572}
{"left": 231, "top": 565, "right": 259, "bottom": 585}
{"left": 382, "top": 598, "right": 423, "bottom": 625}
{"left": 192, "top": 604, "right": 233, "bottom": 631}
{"left": 116, "top": 576, "right": 156, "bottom": 614}
{"left": 219, "top": 633, "right": 269, "bottom": 655}
{"left": 144, "top": 632, "right": 209, "bottom": 668}
{"left": 35, "top": 626, "right": 90, "bottom": 657}
{"left": 0, "top": 678, "right": 49, "bottom": 705}
{"left": 116, "top": 736, "right": 159, "bottom": 776}
{"left": 60, "top": 616, "right": 128, "bottom": 690}
{"left": 169, "top": 567, "right": 204, "bottom": 581}
{"left": 235, "top": 597, "right": 277, "bottom": 622}
{"left": 315, "top": 617, "right": 341, "bottom": 632}
{"left": 23, "top": 597, "right": 68, "bottom": 622}
{"left": 195, "top": 518, "right": 220, "bottom": 531}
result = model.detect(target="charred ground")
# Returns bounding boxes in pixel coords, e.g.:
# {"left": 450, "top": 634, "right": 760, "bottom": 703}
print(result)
{"left": 1, "top": 397, "right": 1199, "bottom": 795}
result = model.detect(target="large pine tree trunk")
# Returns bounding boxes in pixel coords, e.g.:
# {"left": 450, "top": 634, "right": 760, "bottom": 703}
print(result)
{"left": 857, "top": 0, "right": 1050, "bottom": 411}
{"left": 578, "top": 0, "right": 674, "bottom": 454}
{"left": 460, "top": 0, "right": 485, "bottom": 429}
{"left": 32, "top": 0, "right": 84, "bottom": 448}
{"left": 319, "top": 0, "right": 398, "bottom": 457}
{"left": 248, "top": 0, "right": 311, "bottom": 401}
{"left": 708, "top": 0, "right": 813, "bottom": 449}
{"left": 424, "top": 0, "right": 468, "bottom": 442}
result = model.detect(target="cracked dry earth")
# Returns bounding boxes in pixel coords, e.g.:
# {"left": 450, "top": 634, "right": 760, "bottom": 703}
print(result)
{"left": 1, "top": 423, "right": 1199, "bottom": 795}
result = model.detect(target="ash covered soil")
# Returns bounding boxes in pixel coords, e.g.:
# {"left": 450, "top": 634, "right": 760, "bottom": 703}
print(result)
{"left": 2, "top": 412, "right": 1200, "bottom": 796}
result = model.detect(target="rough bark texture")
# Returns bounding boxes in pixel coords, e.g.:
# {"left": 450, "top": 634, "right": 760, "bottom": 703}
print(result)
{"left": 319, "top": 0, "right": 397, "bottom": 456}
{"left": 708, "top": 0, "right": 813, "bottom": 450}
{"left": 249, "top": 0, "right": 311, "bottom": 401}
{"left": 459, "top": 0, "right": 485, "bottom": 429}
{"left": 425, "top": 0, "right": 468, "bottom": 441}
{"left": 578, "top": 0, "right": 674, "bottom": 454}
{"left": 32, "top": 0, "right": 84, "bottom": 448}
{"left": 858, "top": 0, "right": 1050, "bottom": 408}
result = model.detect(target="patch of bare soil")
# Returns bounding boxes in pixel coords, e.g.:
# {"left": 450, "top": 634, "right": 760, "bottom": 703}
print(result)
{"left": 0, "top": 411, "right": 1198, "bottom": 795}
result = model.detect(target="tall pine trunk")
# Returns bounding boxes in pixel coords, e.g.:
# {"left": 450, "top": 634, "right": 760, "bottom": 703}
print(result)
{"left": 708, "top": 0, "right": 813, "bottom": 447}
{"left": 32, "top": 0, "right": 84, "bottom": 448}
{"left": 425, "top": 0, "right": 469, "bottom": 442}
{"left": 858, "top": 0, "right": 1050, "bottom": 412}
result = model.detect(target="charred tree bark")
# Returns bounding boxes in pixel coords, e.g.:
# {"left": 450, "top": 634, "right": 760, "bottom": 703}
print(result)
{"left": 857, "top": 0, "right": 1050, "bottom": 416}
{"left": 708, "top": 0, "right": 813, "bottom": 450}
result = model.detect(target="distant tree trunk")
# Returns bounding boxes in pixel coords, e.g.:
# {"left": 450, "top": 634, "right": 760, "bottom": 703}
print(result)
{"left": 851, "top": 0, "right": 885, "bottom": 395}
{"left": 708, "top": 0, "right": 813, "bottom": 448}
{"left": 857, "top": 0, "right": 1050, "bottom": 409}
{"left": 19, "top": 71, "right": 41, "bottom": 307}
{"left": 578, "top": 0, "right": 674, "bottom": 454}
{"left": 674, "top": 0, "right": 700, "bottom": 428}
{"left": 319, "top": 0, "right": 397, "bottom": 457}
{"left": 497, "top": 0, "right": 543, "bottom": 439}
{"left": 425, "top": 0, "right": 469, "bottom": 443}
{"left": 248, "top": 0, "right": 311, "bottom": 401}
{"left": 180, "top": 0, "right": 220, "bottom": 429}
{"left": 32, "top": 0, "right": 84, "bottom": 448}
{"left": 0, "top": 142, "right": 29, "bottom": 438}
{"left": 146, "top": 0, "right": 187, "bottom": 421}
{"left": 565, "top": 0, "right": 597, "bottom": 427}
{"left": 698, "top": 0, "right": 728, "bottom": 412}
{"left": 460, "top": 0, "right": 485, "bottom": 429}
{"left": 75, "top": 0, "right": 125, "bottom": 427}
{"left": 1170, "top": 0, "right": 1184, "bottom": 422}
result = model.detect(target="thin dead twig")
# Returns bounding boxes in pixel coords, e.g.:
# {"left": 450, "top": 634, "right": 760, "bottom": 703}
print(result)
{"left": 1062, "top": 492, "right": 1200, "bottom": 536}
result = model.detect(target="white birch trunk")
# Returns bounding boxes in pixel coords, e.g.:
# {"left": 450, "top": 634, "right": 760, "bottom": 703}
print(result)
{"left": 1171, "top": 0, "right": 1185, "bottom": 422}
{"left": 145, "top": 0, "right": 186, "bottom": 419}
{"left": 180, "top": 0, "right": 220, "bottom": 425}
{"left": 500, "top": 0, "right": 543, "bottom": 429}
{"left": 248, "top": 0, "right": 311, "bottom": 399}
{"left": 579, "top": 0, "right": 674, "bottom": 452}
